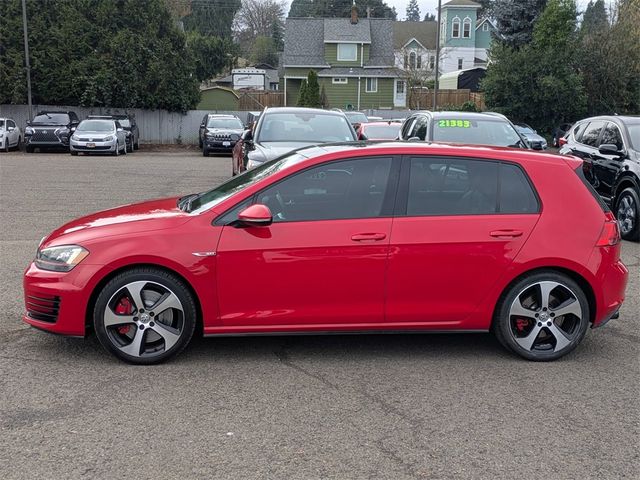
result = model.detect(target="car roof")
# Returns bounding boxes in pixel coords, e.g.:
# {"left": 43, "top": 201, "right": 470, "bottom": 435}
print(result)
{"left": 207, "top": 114, "right": 238, "bottom": 118}
{"left": 264, "top": 107, "right": 347, "bottom": 117}
{"left": 578, "top": 115, "right": 640, "bottom": 125}
{"left": 361, "top": 121, "right": 402, "bottom": 127}
{"left": 36, "top": 111, "right": 74, "bottom": 115}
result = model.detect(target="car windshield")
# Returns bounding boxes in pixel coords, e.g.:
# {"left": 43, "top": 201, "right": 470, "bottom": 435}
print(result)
{"left": 257, "top": 112, "right": 355, "bottom": 143}
{"left": 77, "top": 120, "right": 114, "bottom": 132}
{"left": 0, "top": 120, "right": 4, "bottom": 129}
{"left": 627, "top": 124, "right": 639, "bottom": 149}
{"left": 363, "top": 124, "right": 401, "bottom": 139}
{"left": 433, "top": 118, "right": 524, "bottom": 148}
{"left": 346, "top": 112, "right": 369, "bottom": 124}
{"left": 32, "top": 113, "right": 70, "bottom": 125}
{"left": 207, "top": 118, "right": 243, "bottom": 129}
{"left": 188, "top": 153, "right": 308, "bottom": 213}
{"left": 516, "top": 125, "right": 535, "bottom": 135}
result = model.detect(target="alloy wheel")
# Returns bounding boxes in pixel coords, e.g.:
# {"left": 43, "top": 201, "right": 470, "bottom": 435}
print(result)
{"left": 508, "top": 281, "right": 584, "bottom": 354}
{"left": 617, "top": 192, "right": 636, "bottom": 236}
{"left": 103, "top": 281, "right": 185, "bottom": 358}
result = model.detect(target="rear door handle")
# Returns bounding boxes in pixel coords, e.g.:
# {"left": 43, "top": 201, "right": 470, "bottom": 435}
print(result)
{"left": 490, "top": 230, "right": 523, "bottom": 238}
{"left": 351, "top": 233, "right": 387, "bottom": 241}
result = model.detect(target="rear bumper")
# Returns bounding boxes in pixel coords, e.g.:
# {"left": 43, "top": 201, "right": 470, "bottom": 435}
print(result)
{"left": 592, "top": 258, "right": 628, "bottom": 327}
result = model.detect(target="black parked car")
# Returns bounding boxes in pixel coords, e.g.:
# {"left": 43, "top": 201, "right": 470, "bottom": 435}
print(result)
{"left": 398, "top": 111, "right": 536, "bottom": 149}
{"left": 88, "top": 114, "right": 139, "bottom": 151}
{"left": 24, "top": 111, "right": 79, "bottom": 152}
{"left": 553, "top": 122, "right": 574, "bottom": 147}
{"left": 198, "top": 114, "right": 244, "bottom": 156}
{"left": 559, "top": 115, "right": 640, "bottom": 241}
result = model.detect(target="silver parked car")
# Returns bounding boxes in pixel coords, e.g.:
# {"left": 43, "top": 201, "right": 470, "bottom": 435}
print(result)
{"left": 0, "top": 118, "right": 22, "bottom": 152}
{"left": 70, "top": 119, "right": 128, "bottom": 156}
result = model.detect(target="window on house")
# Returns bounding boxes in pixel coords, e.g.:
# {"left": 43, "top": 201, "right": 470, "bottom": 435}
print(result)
{"left": 416, "top": 54, "right": 422, "bottom": 69}
{"left": 452, "top": 17, "right": 460, "bottom": 38}
{"left": 404, "top": 53, "right": 408, "bottom": 69}
{"left": 396, "top": 80, "right": 406, "bottom": 94}
{"left": 429, "top": 55, "right": 435, "bottom": 70}
{"left": 332, "top": 77, "right": 348, "bottom": 84}
{"left": 365, "top": 78, "right": 378, "bottom": 93}
{"left": 463, "top": 18, "right": 471, "bottom": 38}
{"left": 337, "top": 43, "right": 357, "bottom": 61}
{"left": 409, "top": 52, "right": 417, "bottom": 69}
{"left": 482, "top": 22, "right": 489, "bottom": 31}
{"left": 458, "top": 58, "right": 464, "bottom": 69}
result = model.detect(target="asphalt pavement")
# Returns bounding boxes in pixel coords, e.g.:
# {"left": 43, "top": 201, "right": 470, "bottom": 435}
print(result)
{"left": 0, "top": 149, "right": 638, "bottom": 480}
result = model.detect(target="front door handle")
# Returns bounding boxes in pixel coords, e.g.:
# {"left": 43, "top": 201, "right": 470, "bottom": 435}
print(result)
{"left": 351, "top": 233, "right": 387, "bottom": 241}
{"left": 490, "top": 230, "right": 523, "bottom": 238}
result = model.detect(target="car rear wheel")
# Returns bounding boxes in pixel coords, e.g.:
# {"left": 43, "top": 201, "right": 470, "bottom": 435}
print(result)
{"left": 93, "top": 267, "right": 197, "bottom": 364}
{"left": 25, "top": 145, "right": 34, "bottom": 153}
{"left": 3, "top": 140, "right": 8, "bottom": 152}
{"left": 615, "top": 187, "right": 639, "bottom": 241}
{"left": 493, "top": 271, "right": 590, "bottom": 361}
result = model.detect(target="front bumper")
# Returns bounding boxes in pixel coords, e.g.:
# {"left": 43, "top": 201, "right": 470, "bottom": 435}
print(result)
{"left": 24, "top": 137, "right": 70, "bottom": 148}
{"left": 70, "top": 138, "right": 117, "bottom": 153}
{"left": 23, "top": 262, "right": 105, "bottom": 336}
{"left": 204, "top": 139, "right": 237, "bottom": 151}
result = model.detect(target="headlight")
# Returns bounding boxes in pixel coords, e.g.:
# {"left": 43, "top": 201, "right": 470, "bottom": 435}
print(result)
{"left": 25, "top": 127, "right": 34, "bottom": 135}
{"left": 35, "top": 245, "right": 89, "bottom": 272}
{"left": 205, "top": 132, "right": 215, "bottom": 138}
{"left": 102, "top": 136, "right": 114, "bottom": 142}
{"left": 71, "top": 134, "right": 78, "bottom": 141}
{"left": 55, "top": 127, "right": 70, "bottom": 136}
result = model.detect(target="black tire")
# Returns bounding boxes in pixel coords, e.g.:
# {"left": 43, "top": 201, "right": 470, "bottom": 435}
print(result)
{"left": 615, "top": 187, "right": 640, "bottom": 242}
{"left": 203, "top": 147, "right": 209, "bottom": 157}
{"left": 123, "top": 141, "right": 127, "bottom": 155}
{"left": 493, "top": 271, "right": 590, "bottom": 361}
{"left": 198, "top": 138, "right": 203, "bottom": 149}
{"left": 25, "top": 145, "right": 34, "bottom": 153}
{"left": 70, "top": 151, "right": 78, "bottom": 156}
{"left": 134, "top": 141, "right": 139, "bottom": 150}
{"left": 128, "top": 137, "right": 134, "bottom": 153}
{"left": 93, "top": 267, "right": 197, "bottom": 364}
{"left": 113, "top": 141, "right": 120, "bottom": 156}
{"left": 3, "top": 140, "right": 8, "bottom": 152}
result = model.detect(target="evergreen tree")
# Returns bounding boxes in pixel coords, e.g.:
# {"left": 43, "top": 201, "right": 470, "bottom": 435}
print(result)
{"left": 251, "top": 36, "right": 279, "bottom": 66}
{"left": 306, "top": 70, "right": 321, "bottom": 107}
{"left": 288, "top": 0, "right": 397, "bottom": 19}
{"left": 406, "top": 0, "right": 421, "bottom": 21}
{"left": 182, "top": 0, "right": 242, "bottom": 39}
{"left": 581, "top": 0, "right": 608, "bottom": 33}
{"left": 320, "top": 84, "right": 329, "bottom": 108}
{"left": 492, "top": 0, "right": 548, "bottom": 48}
{"left": 423, "top": 13, "right": 436, "bottom": 21}
{"left": 272, "top": 19, "right": 285, "bottom": 51}
{"left": 297, "top": 80, "right": 309, "bottom": 106}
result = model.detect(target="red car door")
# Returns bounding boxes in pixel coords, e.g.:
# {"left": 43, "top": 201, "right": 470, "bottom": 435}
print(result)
{"left": 386, "top": 156, "right": 541, "bottom": 328}
{"left": 215, "top": 156, "right": 399, "bottom": 329}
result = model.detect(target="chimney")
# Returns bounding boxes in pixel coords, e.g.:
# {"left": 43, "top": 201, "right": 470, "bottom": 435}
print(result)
{"left": 351, "top": 1, "right": 358, "bottom": 24}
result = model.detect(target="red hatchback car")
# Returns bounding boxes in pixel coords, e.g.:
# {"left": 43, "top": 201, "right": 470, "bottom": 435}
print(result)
{"left": 24, "top": 143, "right": 628, "bottom": 364}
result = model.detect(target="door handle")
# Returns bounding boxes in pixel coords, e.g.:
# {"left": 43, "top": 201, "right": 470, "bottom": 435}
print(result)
{"left": 490, "top": 230, "right": 523, "bottom": 238}
{"left": 351, "top": 233, "right": 387, "bottom": 241}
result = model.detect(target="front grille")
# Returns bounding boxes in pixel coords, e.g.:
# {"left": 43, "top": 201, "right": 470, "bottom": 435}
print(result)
{"left": 31, "top": 129, "right": 60, "bottom": 143}
{"left": 212, "top": 134, "right": 232, "bottom": 141}
{"left": 26, "top": 294, "right": 61, "bottom": 323}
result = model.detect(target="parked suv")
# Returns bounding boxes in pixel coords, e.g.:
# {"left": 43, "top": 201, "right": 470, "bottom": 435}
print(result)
{"left": 199, "top": 114, "right": 244, "bottom": 156}
{"left": 88, "top": 114, "right": 139, "bottom": 151}
{"left": 559, "top": 115, "right": 640, "bottom": 241}
{"left": 399, "top": 111, "right": 535, "bottom": 149}
{"left": 24, "top": 111, "right": 79, "bottom": 152}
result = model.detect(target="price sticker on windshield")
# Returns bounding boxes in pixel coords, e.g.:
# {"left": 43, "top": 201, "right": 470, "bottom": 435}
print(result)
{"left": 438, "top": 120, "right": 471, "bottom": 128}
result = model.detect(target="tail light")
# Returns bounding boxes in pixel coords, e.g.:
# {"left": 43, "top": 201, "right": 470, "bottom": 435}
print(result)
{"left": 558, "top": 136, "right": 568, "bottom": 147}
{"left": 596, "top": 212, "right": 621, "bottom": 246}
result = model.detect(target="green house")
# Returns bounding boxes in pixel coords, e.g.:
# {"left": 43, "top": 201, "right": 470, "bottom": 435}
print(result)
{"left": 282, "top": 10, "right": 405, "bottom": 109}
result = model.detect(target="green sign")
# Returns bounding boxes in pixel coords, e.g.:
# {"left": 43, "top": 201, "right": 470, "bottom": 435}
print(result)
{"left": 438, "top": 120, "right": 471, "bottom": 128}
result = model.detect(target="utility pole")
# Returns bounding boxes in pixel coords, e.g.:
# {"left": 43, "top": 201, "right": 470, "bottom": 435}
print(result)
{"left": 433, "top": 0, "right": 442, "bottom": 110}
{"left": 21, "top": 0, "right": 33, "bottom": 118}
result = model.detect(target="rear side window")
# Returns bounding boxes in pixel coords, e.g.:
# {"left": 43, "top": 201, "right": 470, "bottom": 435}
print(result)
{"left": 575, "top": 165, "right": 610, "bottom": 212}
{"left": 572, "top": 122, "right": 588, "bottom": 142}
{"left": 406, "top": 158, "right": 539, "bottom": 216}
{"left": 581, "top": 121, "right": 605, "bottom": 147}
{"left": 601, "top": 123, "right": 624, "bottom": 150}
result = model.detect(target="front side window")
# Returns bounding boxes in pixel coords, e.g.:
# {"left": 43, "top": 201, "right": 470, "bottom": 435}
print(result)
{"left": 257, "top": 157, "right": 393, "bottom": 222}
{"left": 601, "top": 123, "right": 624, "bottom": 150}
{"left": 365, "top": 78, "right": 377, "bottom": 93}
{"left": 7, "top": 120, "right": 15, "bottom": 128}
{"left": 452, "top": 18, "right": 460, "bottom": 38}
{"left": 410, "top": 116, "right": 429, "bottom": 140}
{"left": 337, "top": 43, "right": 357, "bottom": 61}
{"left": 400, "top": 116, "right": 416, "bottom": 139}
{"left": 0, "top": 120, "right": 4, "bottom": 129}
{"left": 581, "top": 121, "right": 605, "bottom": 147}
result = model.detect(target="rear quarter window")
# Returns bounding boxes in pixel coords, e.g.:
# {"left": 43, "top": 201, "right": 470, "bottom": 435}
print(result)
{"left": 499, "top": 163, "right": 540, "bottom": 213}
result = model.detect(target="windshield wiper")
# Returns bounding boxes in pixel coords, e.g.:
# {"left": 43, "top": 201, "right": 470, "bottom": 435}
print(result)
{"left": 177, "top": 193, "right": 200, "bottom": 212}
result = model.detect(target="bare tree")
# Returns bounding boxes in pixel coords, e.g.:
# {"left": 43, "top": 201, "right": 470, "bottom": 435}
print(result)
{"left": 397, "top": 46, "right": 437, "bottom": 108}
{"left": 234, "top": 0, "right": 286, "bottom": 56}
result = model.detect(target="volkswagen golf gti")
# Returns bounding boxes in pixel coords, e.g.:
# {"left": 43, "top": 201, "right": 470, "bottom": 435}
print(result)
{"left": 23, "top": 143, "right": 628, "bottom": 364}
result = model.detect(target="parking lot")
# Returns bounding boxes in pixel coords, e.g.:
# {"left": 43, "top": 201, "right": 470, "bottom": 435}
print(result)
{"left": 1, "top": 149, "right": 638, "bottom": 479}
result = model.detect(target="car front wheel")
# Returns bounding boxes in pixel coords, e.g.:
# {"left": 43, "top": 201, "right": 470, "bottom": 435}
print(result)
{"left": 493, "top": 271, "right": 590, "bottom": 361}
{"left": 93, "top": 267, "right": 197, "bottom": 364}
{"left": 615, "top": 187, "right": 639, "bottom": 241}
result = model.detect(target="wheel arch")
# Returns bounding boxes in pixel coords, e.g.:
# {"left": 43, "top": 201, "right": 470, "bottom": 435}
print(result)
{"left": 491, "top": 266, "right": 597, "bottom": 328}
{"left": 84, "top": 263, "right": 204, "bottom": 336}
{"left": 614, "top": 173, "right": 639, "bottom": 202}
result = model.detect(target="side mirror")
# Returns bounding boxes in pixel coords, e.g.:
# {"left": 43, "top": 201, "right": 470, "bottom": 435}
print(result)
{"left": 7, "top": 127, "right": 14, "bottom": 132}
{"left": 598, "top": 143, "right": 625, "bottom": 157}
{"left": 237, "top": 204, "right": 272, "bottom": 227}
{"left": 117, "top": 127, "right": 124, "bottom": 132}
{"left": 26, "top": 120, "right": 31, "bottom": 126}
{"left": 530, "top": 140, "right": 544, "bottom": 150}
{"left": 200, "top": 123, "right": 205, "bottom": 128}
{"left": 242, "top": 129, "right": 253, "bottom": 142}
{"left": 230, "top": 133, "right": 240, "bottom": 142}
{"left": 70, "top": 126, "right": 77, "bottom": 132}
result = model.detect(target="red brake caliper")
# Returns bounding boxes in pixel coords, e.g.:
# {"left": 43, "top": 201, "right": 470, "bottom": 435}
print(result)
{"left": 115, "top": 297, "right": 133, "bottom": 335}
{"left": 515, "top": 318, "right": 529, "bottom": 333}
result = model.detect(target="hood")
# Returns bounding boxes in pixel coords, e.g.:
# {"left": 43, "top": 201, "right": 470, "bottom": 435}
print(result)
{"left": 43, "top": 197, "right": 192, "bottom": 247}
{"left": 31, "top": 123, "right": 69, "bottom": 128}
{"left": 74, "top": 130, "right": 115, "bottom": 136}
{"left": 253, "top": 141, "right": 318, "bottom": 162}
{"left": 206, "top": 127, "right": 243, "bottom": 134}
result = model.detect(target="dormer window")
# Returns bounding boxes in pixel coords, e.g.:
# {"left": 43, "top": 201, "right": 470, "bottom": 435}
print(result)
{"left": 452, "top": 17, "right": 460, "bottom": 38}
{"left": 409, "top": 52, "right": 416, "bottom": 69}
{"left": 482, "top": 22, "right": 489, "bottom": 31}
{"left": 337, "top": 43, "right": 357, "bottom": 61}
{"left": 463, "top": 18, "right": 471, "bottom": 38}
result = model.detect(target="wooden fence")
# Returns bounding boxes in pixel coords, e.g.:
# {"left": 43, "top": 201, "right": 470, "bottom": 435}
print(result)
{"left": 408, "top": 89, "right": 485, "bottom": 110}
{"left": 238, "top": 91, "right": 284, "bottom": 110}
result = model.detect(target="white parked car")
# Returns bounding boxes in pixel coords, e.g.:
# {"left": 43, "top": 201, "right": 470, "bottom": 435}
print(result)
{"left": 70, "top": 119, "right": 128, "bottom": 156}
{"left": 0, "top": 118, "right": 22, "bottom": 152}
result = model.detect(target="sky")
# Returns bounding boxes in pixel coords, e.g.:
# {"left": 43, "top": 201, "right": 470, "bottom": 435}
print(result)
{"left": 285, "top": 0, "right": 612, "bottom": 20}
